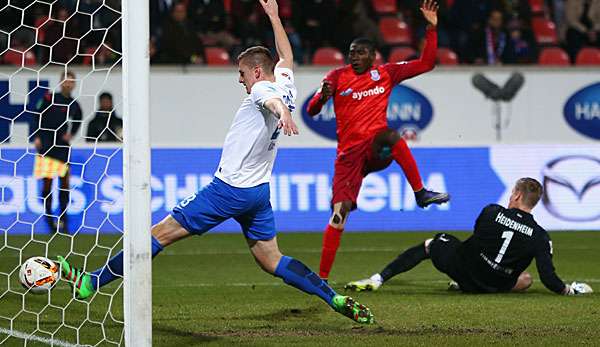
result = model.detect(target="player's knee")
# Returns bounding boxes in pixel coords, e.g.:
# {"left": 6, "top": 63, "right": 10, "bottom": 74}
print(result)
{"left": 151, "top": 215, "right": 189, "bottom": 247}
{"left": 376, "top": 128, "right": 401, "bottom": 147}
{"left": 330, "top": 201, "right": 352, "bottom": 228}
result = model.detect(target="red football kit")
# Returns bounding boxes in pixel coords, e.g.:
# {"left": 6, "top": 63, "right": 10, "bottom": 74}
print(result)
{"left": 308, "top": 27, "right": 437, "bottom": 207}
{"left": 308, "top": 27, "right": 437, "bottom": 279}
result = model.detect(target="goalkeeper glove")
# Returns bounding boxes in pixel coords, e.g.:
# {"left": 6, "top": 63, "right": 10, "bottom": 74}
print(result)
{"left": 565, "top": 282, "right": 593, "bottom": 295}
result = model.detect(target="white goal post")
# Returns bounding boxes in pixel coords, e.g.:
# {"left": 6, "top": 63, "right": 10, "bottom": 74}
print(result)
{"left": 122, "top": 0, "right": 152, "bottom": 346}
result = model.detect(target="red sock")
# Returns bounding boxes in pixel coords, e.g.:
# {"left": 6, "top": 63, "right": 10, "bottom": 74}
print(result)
{"left": 319, "top": 224, "right": 344, "bottom": 279}
{"left": 392, "top": 139, "right": 424, "bottom": 192}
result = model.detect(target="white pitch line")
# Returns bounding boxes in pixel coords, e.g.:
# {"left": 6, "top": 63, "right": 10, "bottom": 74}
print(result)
{"left": 160, "top": 247, "right": 399, "bottom": 256}
{"left": 0, "top": 327, "right": 83, "bottom": 347}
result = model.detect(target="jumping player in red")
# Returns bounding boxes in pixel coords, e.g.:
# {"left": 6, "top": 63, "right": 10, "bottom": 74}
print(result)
{"left": 307, "top": 0, "right": 449, "bottom": 281}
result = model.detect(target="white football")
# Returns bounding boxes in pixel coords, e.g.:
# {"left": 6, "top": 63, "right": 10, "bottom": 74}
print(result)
{"left": 19, "top": 257, "right": 59, "bottom": 294}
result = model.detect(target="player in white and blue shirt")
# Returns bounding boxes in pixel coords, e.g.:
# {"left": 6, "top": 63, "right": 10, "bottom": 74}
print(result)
{"left": 57, "top": 0, "right": 373, "bottom": 324}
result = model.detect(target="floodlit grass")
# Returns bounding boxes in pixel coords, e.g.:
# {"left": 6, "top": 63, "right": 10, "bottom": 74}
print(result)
{"left": 1, "top": 231, "right": 599, "bottom": 346}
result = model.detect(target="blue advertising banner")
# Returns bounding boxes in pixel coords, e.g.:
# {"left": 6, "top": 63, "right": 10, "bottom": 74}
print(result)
{"left": 0, "top": 147, "right": 505, "bottom": 234}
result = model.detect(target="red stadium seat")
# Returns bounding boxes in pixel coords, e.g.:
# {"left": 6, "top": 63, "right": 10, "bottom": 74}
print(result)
{"left": 205, "top": 47, "right": 231, "bottom": 65}
{"left": 375, "top": 50, "right": 385, "bottom": 65}
{"left": 531, "top": 18, "right": 558, "bottom": 45}
{"left": 372, "top": 0, "right": 398, "bottom": 15}
{"left": 538, "top": 47, "right": 570, "bottom": 66}
{"left": 2, "top": 49, "right": 36, "bottom": 66}
{"left": 312, "top": 47, "right": 345, "bottom": 66}
{"left": 379, "top": 17, "right": 412, "bottom": 46}
{"left": 82, "top": 47, "right": 95, "bottom": 65}
{"left": 388, "top": 47, "right": 416, "bottom": 62}
{"left": 528, "top": 0, "right": 545, "bottom": 15}
{"left": 437, "top": 48, "right": 458, "bottom": 65}
{"left": 279, "top": 0, "right": 292, "bottom": 19}
{"left": 575, "top": 47, "right": 600, "bottom": 65}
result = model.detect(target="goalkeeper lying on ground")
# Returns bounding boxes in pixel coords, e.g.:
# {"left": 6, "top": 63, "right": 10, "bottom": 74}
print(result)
{"left": 346, "top": 177, "right": 593, "bottom": 295}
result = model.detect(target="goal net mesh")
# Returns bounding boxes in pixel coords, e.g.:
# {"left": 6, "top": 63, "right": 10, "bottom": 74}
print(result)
{"left": 0, "top": 1, "right": 125, "bottom": 345}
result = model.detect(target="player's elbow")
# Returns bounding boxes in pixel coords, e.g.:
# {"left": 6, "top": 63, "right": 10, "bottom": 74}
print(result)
{"left": 277, "top": 57, "right": 294, "bottom": 70}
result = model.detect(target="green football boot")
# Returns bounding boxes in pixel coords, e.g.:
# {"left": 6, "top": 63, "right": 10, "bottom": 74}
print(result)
{"left": 57, "top": 256, "right": 95, "bottom": 299}
{"left": 331, "top": 295, "right": 374, "bottom": 324}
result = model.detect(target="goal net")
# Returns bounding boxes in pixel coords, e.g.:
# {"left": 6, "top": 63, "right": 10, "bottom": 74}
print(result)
{"left": 0, "top": 1, "right": 150, "bottom": 346}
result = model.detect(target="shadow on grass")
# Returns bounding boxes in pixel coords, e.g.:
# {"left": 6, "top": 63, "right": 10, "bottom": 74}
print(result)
{"left": 235, "top": 304, "right": 328, "bottom": 322}
{"left": 154, "top": 324, "right": 221, "bottom": 344}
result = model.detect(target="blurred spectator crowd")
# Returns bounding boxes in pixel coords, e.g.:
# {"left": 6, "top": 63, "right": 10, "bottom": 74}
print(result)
{"left": 1, "top": 0, "right": 599, "bottom": 66}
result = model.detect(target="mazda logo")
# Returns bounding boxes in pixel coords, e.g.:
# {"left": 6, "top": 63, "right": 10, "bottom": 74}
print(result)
{"left": 542, "top": 155, "right": 600, "bottom": 222}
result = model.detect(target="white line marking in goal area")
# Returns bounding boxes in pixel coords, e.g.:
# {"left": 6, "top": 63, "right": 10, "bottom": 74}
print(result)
{"left": 0, "top": 327, "right": 83, "bottom": 347}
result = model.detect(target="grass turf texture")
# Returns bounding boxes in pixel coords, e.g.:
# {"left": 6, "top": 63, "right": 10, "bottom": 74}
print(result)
{"left": 1, "top": 231, "right": 599, "bottom": 346}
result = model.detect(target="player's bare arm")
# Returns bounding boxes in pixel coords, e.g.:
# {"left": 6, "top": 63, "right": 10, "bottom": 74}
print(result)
{"left": 420, "top": 0, "right": 439, "bottom": 27}
{"left": 259, "top": 0, "right": 293, "bottom": 70}
{"left": 264, "top": 98, "right": 299, "bottom": 136}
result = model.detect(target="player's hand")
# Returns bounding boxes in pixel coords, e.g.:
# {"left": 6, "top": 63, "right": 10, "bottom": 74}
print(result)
{"left": 278, "top": 115, "right": 299, "bottom": 136}
{"left": 33, "top": 137, "right": 41, "bottom": 151}
{"left": 566, "top": 282, "right": 593, "bottom": 295}
{"left": 420, "top": 0, "right": 439, "bottom": 27}
{"left": 62, "top": 133, "right": 73, "bottom": 142}
{"left": 259, "top": 0, "right": 279, "bottom": 19}
{"left": 320, "top": 80, "right": 333, "bottom": 101}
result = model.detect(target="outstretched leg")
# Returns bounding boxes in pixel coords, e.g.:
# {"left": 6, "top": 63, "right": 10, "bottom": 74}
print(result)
{"left": 249, "top": 237, "right": 373, "bottom": 324}
{"left": 346, "top": 238, "right": 432, "bottom": 292}
{"left": 319, "top": 201, "right": 352, "bottom": 280}
{"left": 58, "top": 215, "right": 188, "bottom": 299}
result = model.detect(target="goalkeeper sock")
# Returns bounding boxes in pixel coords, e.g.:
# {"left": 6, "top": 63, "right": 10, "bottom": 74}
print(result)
{"left": 391, "top": 139, "right": 424, "bottom": 192}
{"left": 275, "top": 255, "right": 337, "bottom": 307}
{"left": 319, "top": 224, "right": 343, "bottom": 279}
{"left": 379, "top": 243, "right": 429, "bottom": 282}
{"left": 91, "top": 236, "right": 164, "bottom": 290}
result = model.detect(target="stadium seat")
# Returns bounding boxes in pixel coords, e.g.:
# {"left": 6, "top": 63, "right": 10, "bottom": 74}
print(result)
{"left": 531, "top": 18, "right": 558, "bottom": 45}
{"left": 538, "top": 47, "right": 570, "bottom": 66}
{"left": 2, "top": 49, "right": 36, "bottom": 66}
{"left": 379, "top": 17, "right": 412, "bottom": 46}
{"left": 205, "top": 47, "right": 231, "bottom": 65}
{"left": 82, "top": 47, "right": 95, "bottom": 65}
{"left": 575, "top": 47, "right": 600, "bottom": 65}
{"left": 388, "top": 47, "right": 416, "bottom": 62}
{"left": 372, "top": 0, "right": 398, "bottom": 15}
{"left": 375, "top": 51, "right": 385, "bottom": 65}
{"left": 437, "top": 48, "right": 459, "bottom": 65}
{"left": 312, "top": 47, "right": 345, "bottom": 66}
{"left": 528, "top": 0, "right": 545, "bottom": 15}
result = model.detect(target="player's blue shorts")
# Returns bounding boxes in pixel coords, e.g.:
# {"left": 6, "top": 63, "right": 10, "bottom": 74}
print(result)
{"left": 170, "top": 177, "right": 276, "bottom": 241}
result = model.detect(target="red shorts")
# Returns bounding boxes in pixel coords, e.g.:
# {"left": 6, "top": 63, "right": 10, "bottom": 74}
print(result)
{"left": 331, "top": 134, "right": 394, "bottom": 210}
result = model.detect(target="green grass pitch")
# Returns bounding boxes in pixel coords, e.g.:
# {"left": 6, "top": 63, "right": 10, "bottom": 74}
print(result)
{"left": 1, "top": 231, "right": 599, "bottom": 346}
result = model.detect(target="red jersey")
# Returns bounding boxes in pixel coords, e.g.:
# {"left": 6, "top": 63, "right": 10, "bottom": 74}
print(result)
{"left": 307, "top": 27, "right": 438, "bottom": 153}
